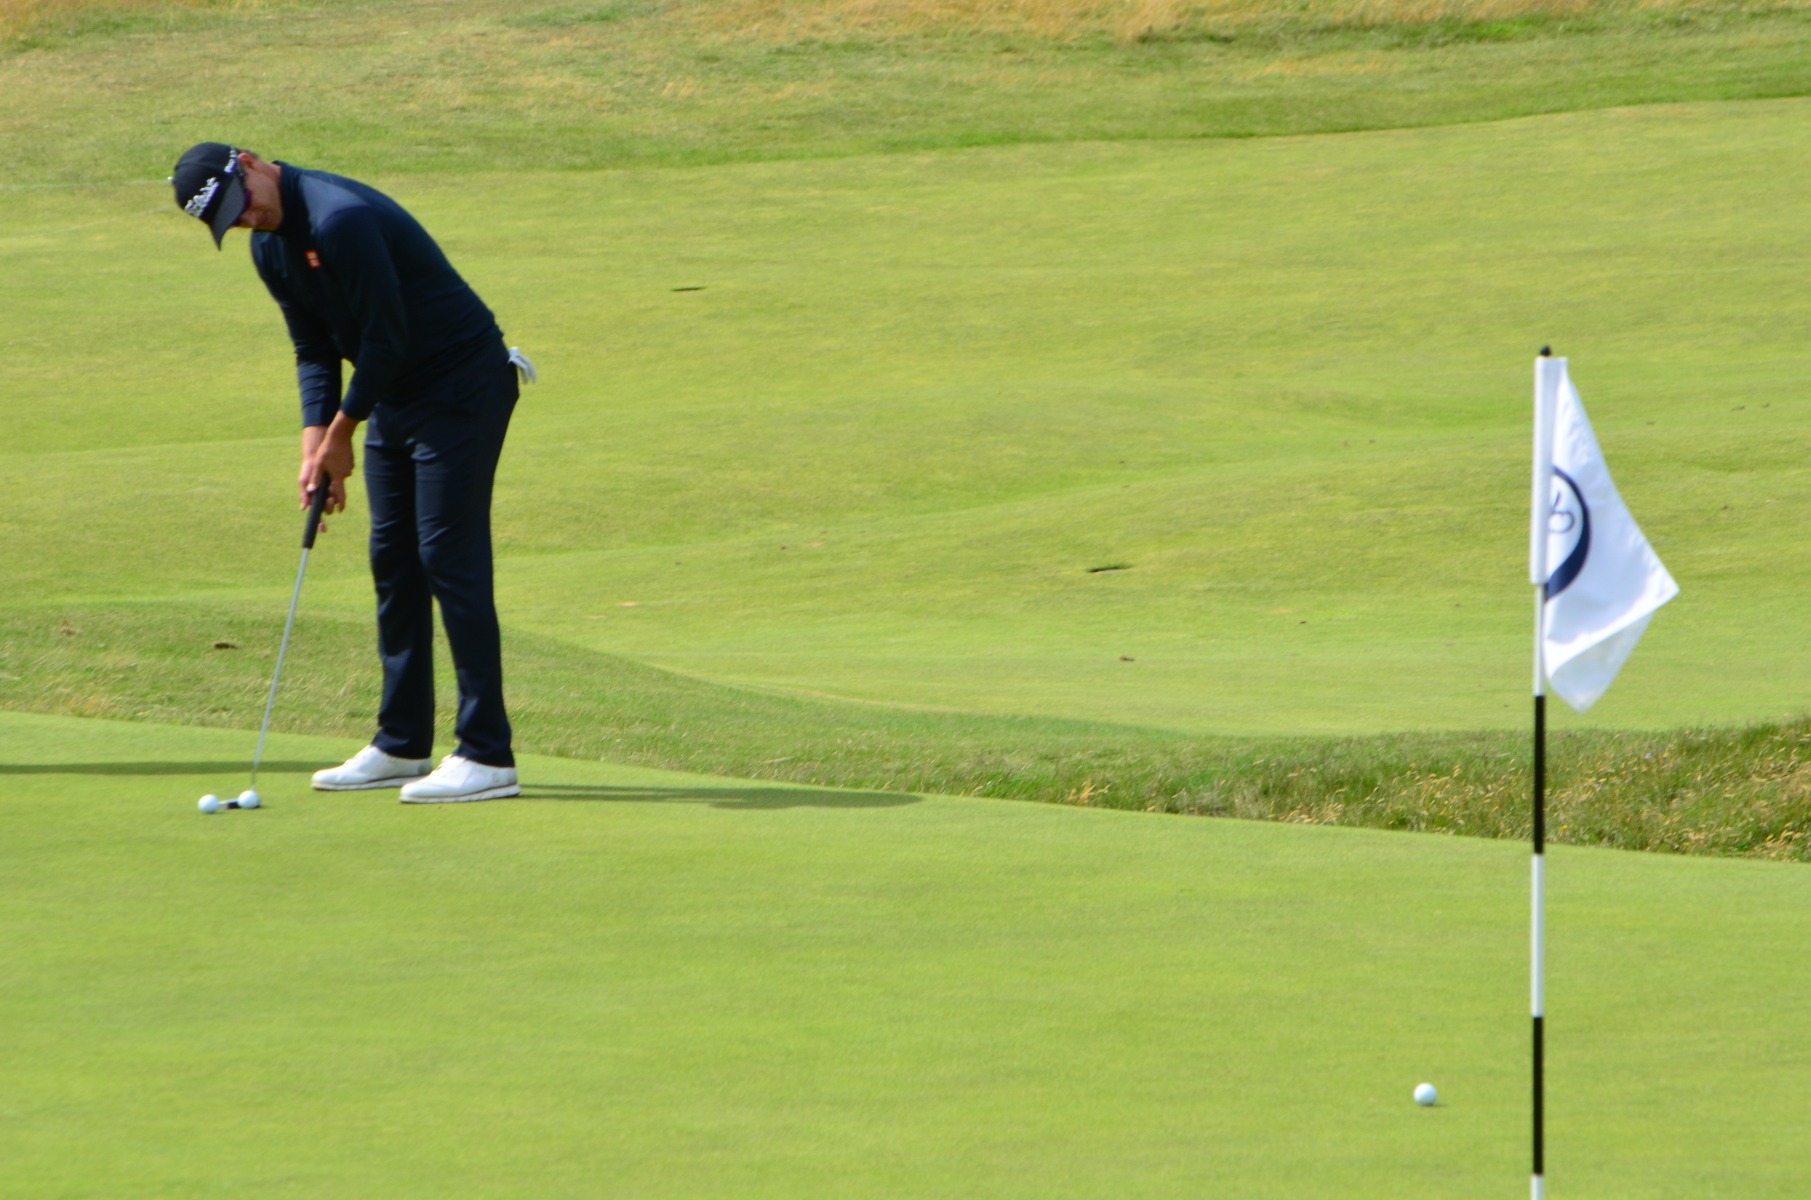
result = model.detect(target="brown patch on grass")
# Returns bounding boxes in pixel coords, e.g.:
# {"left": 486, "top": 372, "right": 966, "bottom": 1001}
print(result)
{"left": 9, "top": 0, "right": 1807, "bottom": 48}
{"left": 1, "top": 0, "right": 205, "bottom": 40}
{"left": 683, "top": 0, "right": 1809, "bottom": 44}
{"left": 1065, "top": 777, "right": 1110, "bottom": 805}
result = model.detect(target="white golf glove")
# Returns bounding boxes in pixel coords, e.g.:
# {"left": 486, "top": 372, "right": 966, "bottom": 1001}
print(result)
{"left": 508, "top": 346, "right": 537, "bottom": 385}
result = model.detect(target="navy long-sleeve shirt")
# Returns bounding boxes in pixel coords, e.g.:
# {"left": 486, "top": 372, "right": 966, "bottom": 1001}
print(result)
{"left": 251, "top": 165, "right": 503, "bottom": 427}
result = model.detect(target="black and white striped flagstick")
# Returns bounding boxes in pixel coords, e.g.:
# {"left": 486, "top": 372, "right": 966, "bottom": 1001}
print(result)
{"left": 1529, "top": 346, "right": 1560, "bottom": 1200}
{"left": 1532, "top": 624, "right": 1547, "bottom": 1200}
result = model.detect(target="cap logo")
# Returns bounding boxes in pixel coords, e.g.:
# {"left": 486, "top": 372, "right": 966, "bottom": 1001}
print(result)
{"left": 305, "top": 250, "right": 322, "bottom": 269}
{"left": 184, "top": 176, "right": 221, "bottom": 218}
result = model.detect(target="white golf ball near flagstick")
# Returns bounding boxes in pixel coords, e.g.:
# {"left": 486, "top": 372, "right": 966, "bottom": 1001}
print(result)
{"left": 237, "top": 789, "right": 261, "bottom": 809}
{"left": 1414, "top": 1082, "right": 1438, "bottom": 1106}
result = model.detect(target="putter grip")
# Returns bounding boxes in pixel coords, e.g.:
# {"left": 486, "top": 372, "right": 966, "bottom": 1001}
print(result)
{"left": 303, "top": 471, "right": 332, "bottom": 549}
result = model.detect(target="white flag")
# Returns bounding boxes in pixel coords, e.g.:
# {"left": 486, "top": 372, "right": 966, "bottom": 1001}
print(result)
{"left": 1533, "top": 360, "right": 1678, "bottom": 712}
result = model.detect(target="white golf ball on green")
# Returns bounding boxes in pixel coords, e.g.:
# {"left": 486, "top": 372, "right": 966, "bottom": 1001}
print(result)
{"left": 198, "top": 794, "right": 221, "bottom": 814}
{"left": 1414, "top": 1082, "right": 1438, "bottom": 1106}
{"left": 237, "top": 789, "right": 261, "bottom": 809}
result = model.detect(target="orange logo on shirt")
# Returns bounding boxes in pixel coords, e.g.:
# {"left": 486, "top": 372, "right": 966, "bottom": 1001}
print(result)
{"left": 305, "top": 250, "right": 322, "bottom": 269}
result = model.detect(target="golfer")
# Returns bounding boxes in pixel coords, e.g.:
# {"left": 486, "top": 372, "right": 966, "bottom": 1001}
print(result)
{"left": 172, "top": 142, "right": 529, "bottom": 803}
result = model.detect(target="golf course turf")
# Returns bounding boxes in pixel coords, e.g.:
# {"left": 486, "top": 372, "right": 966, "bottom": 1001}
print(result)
{"left": 4, "top": 0, "right": 1809, "bottom": 1193}
{"left": 6, "top": 94, "right": 1811, "bottom": 848}
{"left": 4, "top": 711, "right": 1808, "bottom": 1196}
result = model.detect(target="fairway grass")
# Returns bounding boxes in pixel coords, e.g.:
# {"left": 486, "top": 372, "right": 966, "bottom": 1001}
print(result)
{"left": 5, "top": 103, "right": 1808, "bottom": 725}
{"left": 3, "top": 711, "right": 1808, "bottom": 1197}
{"left": 6, "top": 98, "right": 1811, "bottom": 850}
{"left": 5, "top": 3, "right": 1810, "bottom": 847}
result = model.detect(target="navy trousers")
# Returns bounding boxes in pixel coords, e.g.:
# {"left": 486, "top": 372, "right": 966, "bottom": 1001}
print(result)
{"left": 363, "top": 355, "right": 518, "bottom": 768}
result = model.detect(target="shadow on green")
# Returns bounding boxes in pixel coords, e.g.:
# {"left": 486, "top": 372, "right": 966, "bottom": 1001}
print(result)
{"left": 0, "top": 758, "right": 326, "bottom": 776}
{"left": 521, "top": 781, "right": 919, "bottom": 808}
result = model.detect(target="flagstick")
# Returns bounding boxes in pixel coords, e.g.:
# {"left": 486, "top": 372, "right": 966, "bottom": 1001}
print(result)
{"left": 1532, "top": 590, "right": 1547, "bottom": 1200}
{"left": 1529, "top": 346, "right": 1556, "bottom": 1200}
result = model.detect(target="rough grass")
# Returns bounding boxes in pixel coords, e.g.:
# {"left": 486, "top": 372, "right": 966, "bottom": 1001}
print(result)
{"left": 0, "top": 0, "right": 227, "bottom": 40}
{"left": 8, "top": 0, "right": 1811, "bottom": 181}
{"left": 5, "top": 601, "right": 1806, "bottom": 860}
{"left": 691, "top": 0, "right": 1811, "bottom": 43}
{"left": 10, "top": 0, "right": 1805, "bottom": 45}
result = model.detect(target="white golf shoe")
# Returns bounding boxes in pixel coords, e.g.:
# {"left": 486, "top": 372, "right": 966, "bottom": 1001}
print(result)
{"left": 399, "top": 755, "right": 520, "bottom": 804}
{"left": 312, "top": 745, "right": 433, "bottom": 791}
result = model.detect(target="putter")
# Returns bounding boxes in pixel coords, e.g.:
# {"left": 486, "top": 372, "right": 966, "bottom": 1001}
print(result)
{"left": 249, "top": 472, "right": 332, "bottom": 789}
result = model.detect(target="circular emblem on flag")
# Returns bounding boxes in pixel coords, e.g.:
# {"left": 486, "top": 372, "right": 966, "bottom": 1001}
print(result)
{"left": 1546, "top": 468, "right": 1590, "bottom": 597}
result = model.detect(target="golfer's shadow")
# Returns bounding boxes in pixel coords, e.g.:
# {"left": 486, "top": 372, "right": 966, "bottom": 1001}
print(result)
{"left": 0, "top": 762, "right": 922, "bottom": 810}
{"left": 0, "top": 760, "right": 326, "bottom": 777}
{"left": 522, "top": 783, "right": 920, "bottom": 810}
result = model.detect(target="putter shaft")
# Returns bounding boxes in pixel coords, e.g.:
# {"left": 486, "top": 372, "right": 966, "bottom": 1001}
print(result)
{"left": 249, "top": 546, "right": 311, "bottom": 786}
{"left": 250, "top": 474, "right": 332, "bottom": 788}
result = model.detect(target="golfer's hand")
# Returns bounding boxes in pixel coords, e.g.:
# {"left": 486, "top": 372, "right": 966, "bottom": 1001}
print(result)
{"left": 299, "top": 417, "right": 357, "bottom": 525}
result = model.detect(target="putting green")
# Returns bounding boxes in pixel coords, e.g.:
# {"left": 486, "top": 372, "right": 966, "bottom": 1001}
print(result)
{"left": 3, "top": 711, "right": 1805, "bottom": 1196}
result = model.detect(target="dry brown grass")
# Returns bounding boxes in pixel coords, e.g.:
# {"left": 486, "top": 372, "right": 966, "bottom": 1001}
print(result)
{"left": 0, "top": 0, "right": 226, "bottom": 40}
{"left": 685, "top": 0, "right": 1802, "bottom": 43}
{"left": 3, "top": 0, "right": 57, "bottom": 37}
{"left": 6, "top": 0, "right": 1803, "bottom": 46}
{"left": 6, "top": 0, "right": 102, "bottom": 34}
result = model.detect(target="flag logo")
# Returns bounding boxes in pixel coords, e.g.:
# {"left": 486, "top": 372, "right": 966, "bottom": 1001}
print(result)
{"left": 1545, "top": 469, "right": 1589, "bottom": 598}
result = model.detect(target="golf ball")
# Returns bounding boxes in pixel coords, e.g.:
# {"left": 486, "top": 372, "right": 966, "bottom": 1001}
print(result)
{"left": 237, "top": 789, "right": 261, "bottom": 809}
{"left": 1414, "top": 1082, "right": 1438, "bottom": 1107}
{"left": 198, "top": 794, "right": 221, "bottom": 814}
